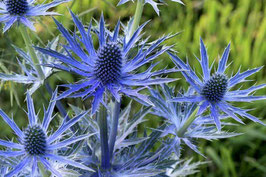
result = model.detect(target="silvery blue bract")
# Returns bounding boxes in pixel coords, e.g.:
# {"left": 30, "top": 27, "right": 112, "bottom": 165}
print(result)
{"left": 0, "top": 0, "right": 70, "bottom": 32}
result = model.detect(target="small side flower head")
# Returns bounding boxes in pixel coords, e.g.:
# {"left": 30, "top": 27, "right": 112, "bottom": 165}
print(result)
{"left": 0, "top": 89, "right": 94, "bottom": 176}
{"left": 149, "top": 84, "right": 240, "bottom": 156}
{"left": 168, "top": 38, "right": 266, "bottom": 130}
{"left": 36, "top": 11, "right": 177, "bottom": 114}
{"left": 0, "top": 0, "right": 70, "bottom": 32}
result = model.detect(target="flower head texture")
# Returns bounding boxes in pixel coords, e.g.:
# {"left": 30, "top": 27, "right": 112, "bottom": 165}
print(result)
{"left": 0, "top": 0, "right": 70, "bottom": 32}
{"left": 36, "top": 11, "right": 176, "bottom": 114}
{"left": 0, "top": 90, "right": 93, "bottom": 177}
{"left": 168, "top": 38, "right": 266, "bottom": 130}
{"left": 150, "top": 84, "right": 240, "bottom": 156}
{"left": 0, "top": 37, "right": 60, "bottom": 94}
{"left": 118, "top": 0, "right": 184, "bottom": 15}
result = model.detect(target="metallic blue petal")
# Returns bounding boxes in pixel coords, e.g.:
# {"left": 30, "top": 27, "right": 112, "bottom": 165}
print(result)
{"left": 112, "top": 20, "right": 120, "bottom": 42}
{"left": 53, "top": 17, "right": 90, "bottom": 63}
{"left": 226, "top": 104, "right": 265, "bottom": 125}
{"left": 57, "top": 80, "right": 97, "bottom": 100}
{"left": 224, "top": 96, "right": 266, "bottom": 102}
{"left": 42, "top": 89, "right": 57, "bottom": 131}
{"left": 200, "top": 38, "right": 210, "bottom": 81}
{"left": 99, "top": 13, "right": 106, "bottom": 47}
{"left": 226, "top": 84, "right": 266, "bottom": 96}
{"left": 228, "top": 67, "right": 263, "bottom": 88}
{"left": 92, "top": 87, "right": 105, "bottom": 114}
{"left": 5, "top": 156, "right": 31, "bottom": 177}
{"left": 0, "top": 110, "right": 24, "bottom": 139}
{"left": 70, "top": 10, "right": 97, "bottom": 59}
{"left": 26, "top": 93, "right": 37, "bottom": 126}
{"left": 3, "top": 16, "right": 17, "bottom": 33}
{"left": 0, "top": 150, "right": 25, "bottom": 157}
{"left": 0, "top": 140, "right": 23, "bottom": 149}
{"left": 216, "top": 102, "right": 244, "bottom": 124}
{"left": 48, "top": 133, "right": 95, "bottom": 150}
{"left": 171, "top": 96, "right": 203, "bottom": 103}
{"left": 47, "top": 111, "right": 89, "bottom": 143}
{"left": 210, "top": 104, "right": 221, "bottom": 131}
{"left": 45, "top": 154, "right": 94, "bottom": 171}
{"left": 123, "top": 21, "right": 149, "bottom": 55}
{"left": 217, "top": 43, "right": 231, "bottom": 74}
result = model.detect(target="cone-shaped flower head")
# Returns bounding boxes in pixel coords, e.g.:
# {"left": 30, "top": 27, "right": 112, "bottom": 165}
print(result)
{"left": 0, "top": 0, "right": 70, "bottom": 32}
{"left": 150, "top": 84, "right": 241, "bottom": 156}
{"left": 0, "top": 90, "right": 94, "bottom": 176}
{"left": 36, "top": 11, "right": 177, "bottom": 114}
{"left": 118, "top": 0, "right": 184, "bottom": 15}
{"left": 168, "top": 38, "right": 266, "bottom": 130}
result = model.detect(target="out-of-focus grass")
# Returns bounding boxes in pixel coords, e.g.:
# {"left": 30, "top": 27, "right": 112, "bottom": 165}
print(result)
{"left": 0, "top": 0, "right": 265, "bottom": 176}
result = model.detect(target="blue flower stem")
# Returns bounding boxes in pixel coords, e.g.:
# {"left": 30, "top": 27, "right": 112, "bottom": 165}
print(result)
{"left": 177, "top": 106, "right": 199, "bottom": 137}
{"left": 130, "top": 0, "right": 144, "bottom": 37}
{"left": 109, "top": 100, "right": 121, "bottom": 160}
{"left": 97, "top": 105, "right": 111, "bottom": 169}
{"left": 19, "top": 25, "right": 45, "bottom": 80}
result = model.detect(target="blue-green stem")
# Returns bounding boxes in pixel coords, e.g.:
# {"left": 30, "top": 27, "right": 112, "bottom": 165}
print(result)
{"left": 97, "top": 105, "right": 111, "bottom": 169}
{"left": 130, "top": 0, "right": 144, "bottom": 37}
{"left": 109, "top": 100, "right": 121, "bottom": 160}
{"left": 19, "top": 26, "right": 76, "bottom": 131}
{"left": 177, "top": 106, "right": 199, "bottom": 137}
{"left": 19, "top": 25, "right": 45, "bottom": 80}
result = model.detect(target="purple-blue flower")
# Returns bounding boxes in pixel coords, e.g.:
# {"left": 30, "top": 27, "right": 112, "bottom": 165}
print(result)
{"left": 36, "top": 11, "right": 176, "bottom": 114}
{"left": 168, "top": 38, "right": 266, "bottom": 130}
{"left": 0, "top": 90, "right": 93, "bottom": 176}
{"left": 150, "top": 84, "right": 240, "bottom": 156}
{"left": 0, "top": 0, "right": 70, "bottom": 32}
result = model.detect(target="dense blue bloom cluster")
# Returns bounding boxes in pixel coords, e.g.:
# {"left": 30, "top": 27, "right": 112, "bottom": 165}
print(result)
{"left": 168, "top": 38, "right": 266, "bottom": 130}
{"left": 0, "top": 90, "right": 93, "bottom": 176}
{"left": 36, "top": 11, "right": 176, "bottom": 114}
{"left": 0, "top": 1, "right": 265, "bottom": 177}
{"left": 0, "top": 0, "right": 70, "bottom": 32}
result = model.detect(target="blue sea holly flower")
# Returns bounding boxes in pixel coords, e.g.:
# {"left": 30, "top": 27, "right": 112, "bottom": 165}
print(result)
{"left": 36, "top": 11, "right": 177, "bottom": 114}
{"left": 168, "top": 38, "right": 266, "bottom": 130}
{"left": 0, "top": 90, "right": 93, "bottom": 176}
{"left": 0, "top": 0, "right": 70, "bottom": 32}
{"left": 149, "top": 84, "right": 240, "bottom": 156}
{"left": 118, "top": 0, "right": 184, "bottom": 15}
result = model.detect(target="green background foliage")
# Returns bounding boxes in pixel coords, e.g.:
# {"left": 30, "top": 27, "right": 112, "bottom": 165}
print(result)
{"left": 0, "top": 0, "right": 265, "bottom": 176}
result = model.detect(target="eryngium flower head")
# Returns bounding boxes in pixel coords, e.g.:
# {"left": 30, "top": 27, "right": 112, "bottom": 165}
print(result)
{"left": 168, "top": 38, "right": 266, "bottom": 130}
{"left": 0, "top": 37, "right": 60, "bottom": 95}
{"left": 36, "top": 11, "right": 176, "bottom": 114}
{"left": 0, "top": 90, "right": 93, "bottom": 176}
{"left": 150, "top": 84, "right": 240, "bottom": 156}
{"left": 0, "top": 0, "right": 70, "bottom": 32}
{"left": 118, "top": 0, "right": 184, "bottom": 15}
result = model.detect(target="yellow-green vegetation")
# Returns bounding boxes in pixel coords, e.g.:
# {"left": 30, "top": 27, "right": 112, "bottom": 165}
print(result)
{"left": 0, "top": 0, "right": 265, "bottom": 176}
